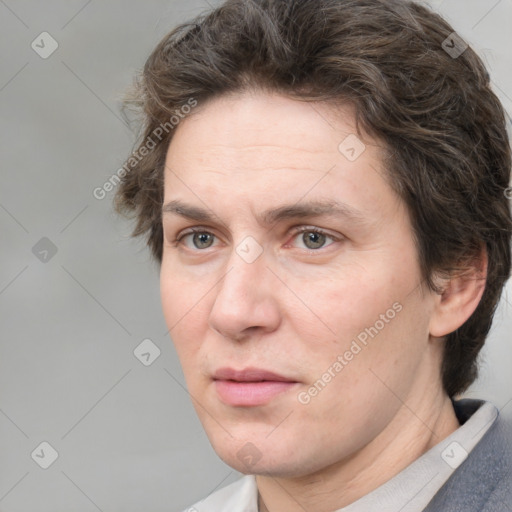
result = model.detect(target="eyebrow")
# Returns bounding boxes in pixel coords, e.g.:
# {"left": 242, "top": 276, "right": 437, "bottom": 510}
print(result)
{"left": 162, "top": 198, "right": 367, "bottom": 227}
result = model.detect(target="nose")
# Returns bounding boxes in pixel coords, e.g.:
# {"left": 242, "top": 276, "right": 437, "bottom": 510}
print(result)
{"left": 208, "top": 246, "right": 281, "bottom": 342}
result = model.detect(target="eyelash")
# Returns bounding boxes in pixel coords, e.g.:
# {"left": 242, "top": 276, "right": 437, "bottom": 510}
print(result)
{"left": 174, "top": 226, "right": 340, "bottom": 251}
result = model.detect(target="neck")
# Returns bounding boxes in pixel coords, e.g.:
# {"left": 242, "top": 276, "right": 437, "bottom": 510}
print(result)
{"left": 257, "top": 392, "right": 460, "bottom": 512}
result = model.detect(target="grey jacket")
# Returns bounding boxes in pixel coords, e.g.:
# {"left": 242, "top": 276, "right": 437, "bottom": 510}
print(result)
{"left": 424, "top": 399, "right": 512, "bottom": 512}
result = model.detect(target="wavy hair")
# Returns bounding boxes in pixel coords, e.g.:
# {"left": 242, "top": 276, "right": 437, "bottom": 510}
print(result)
{"left": 115, "top": 0, "right": 512, "bottom": 397}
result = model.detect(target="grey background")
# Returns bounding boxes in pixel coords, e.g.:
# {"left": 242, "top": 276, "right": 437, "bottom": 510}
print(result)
{"left": 0, "top": 1, "right": 511, "bottom": 511}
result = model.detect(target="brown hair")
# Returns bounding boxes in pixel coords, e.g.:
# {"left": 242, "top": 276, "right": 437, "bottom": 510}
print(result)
{"left": 115, "top": 0, "right": 512, "bottom": 397}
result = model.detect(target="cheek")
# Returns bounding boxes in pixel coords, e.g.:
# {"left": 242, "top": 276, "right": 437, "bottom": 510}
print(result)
{"left": 313, "top": 287, "right": 431, "bottom": 419}
{"left": 296, "top": 299, "right": 429, "bottom": 443}
{"left": 296, "top": 249, "right": 426, "bottom": 369}
{"left": 292, "top": 262, "right": 399, "bottom": 343}
{"left": 160, "top": 264, "right": 208, "bottom": 359}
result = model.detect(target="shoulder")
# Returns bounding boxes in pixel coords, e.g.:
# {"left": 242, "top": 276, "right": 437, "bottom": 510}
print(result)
{"left": 181, "top": 475, "right": 258, "bottom": 512}
{"left": 424, "top": 399, "right": 512, "bottom": 512}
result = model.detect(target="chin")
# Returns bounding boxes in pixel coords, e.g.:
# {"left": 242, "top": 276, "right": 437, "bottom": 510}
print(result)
{"left": 208, "top": 432, "right": 316, "bottom": 477}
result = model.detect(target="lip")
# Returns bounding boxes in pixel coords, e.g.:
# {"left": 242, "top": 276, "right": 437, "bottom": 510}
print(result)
{"left": 213, "top": 367, "right": 296, "bottom": 382}
{"left": 212, "top": 367, "right": 299, "bottom": 406}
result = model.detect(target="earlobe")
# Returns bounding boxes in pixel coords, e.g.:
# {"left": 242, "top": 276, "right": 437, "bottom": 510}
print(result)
{"left": 429, "top": 246, "right": 488, "bottom": 339}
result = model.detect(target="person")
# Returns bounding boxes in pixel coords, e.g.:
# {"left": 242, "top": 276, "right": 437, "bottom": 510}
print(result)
{"left": 114, "top": 0, "right": 512, "bottom": 510}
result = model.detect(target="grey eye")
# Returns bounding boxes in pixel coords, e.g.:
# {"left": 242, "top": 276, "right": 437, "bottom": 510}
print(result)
{"left": 192, "top": 232, "right": 214, "bottom": 249}
{"left": 302, "top": 231, "right": 327, "bottom": 249}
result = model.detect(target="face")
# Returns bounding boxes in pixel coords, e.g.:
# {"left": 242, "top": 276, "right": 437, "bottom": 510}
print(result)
{"left": 160, "top": 90, "right": 439, "bottom": 477}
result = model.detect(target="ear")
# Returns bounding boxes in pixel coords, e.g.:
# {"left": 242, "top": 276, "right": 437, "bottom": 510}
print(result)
{"left": 429, "top": 245, "right": 488, "bottom": 338}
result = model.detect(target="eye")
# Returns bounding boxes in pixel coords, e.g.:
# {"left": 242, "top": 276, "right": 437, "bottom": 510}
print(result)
{"left": 290, "top": 228, "right": 338, "bottom": 250}
{"left": 177, "top": 229, "right": 218, "bottom": 250}
{"left": 174, "top": 226, "right": 339, "bottom": 252}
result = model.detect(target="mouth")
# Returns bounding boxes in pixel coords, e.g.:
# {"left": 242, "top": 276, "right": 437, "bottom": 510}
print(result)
{"left": 212, "top": 367, "right": 299, "bottom": 407}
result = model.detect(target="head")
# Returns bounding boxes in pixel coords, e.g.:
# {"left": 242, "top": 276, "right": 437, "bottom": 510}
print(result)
{"left": 115, "top": 0, "right": 511, "bottom": 477}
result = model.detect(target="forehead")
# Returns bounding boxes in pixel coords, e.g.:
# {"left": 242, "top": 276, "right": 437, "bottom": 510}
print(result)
{"left": 168, "top": 90, "right": 369, "bottom": 166}
{"left": 162, "top": 90, "right": 397, "bottom": 221}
